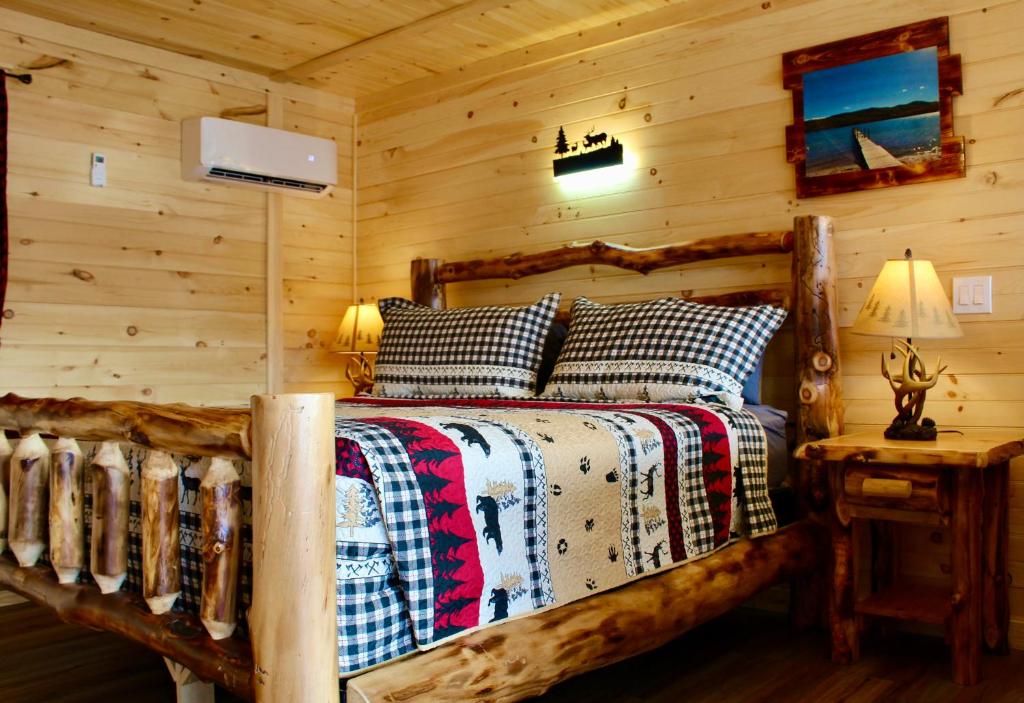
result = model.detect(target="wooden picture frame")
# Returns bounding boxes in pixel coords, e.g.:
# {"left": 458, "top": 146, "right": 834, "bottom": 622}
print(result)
{"left": 783, "top": 17, "right": 965, "bottom": 199}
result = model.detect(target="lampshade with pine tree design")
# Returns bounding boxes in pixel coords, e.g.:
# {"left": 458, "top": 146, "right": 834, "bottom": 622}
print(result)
{"left": 852, "top": 252, "right": 963, "bottom": 340}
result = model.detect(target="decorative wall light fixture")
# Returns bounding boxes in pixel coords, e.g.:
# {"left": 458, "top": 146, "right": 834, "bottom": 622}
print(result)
{"left": 553, "top": 125, "right": 625, "bottom": 183}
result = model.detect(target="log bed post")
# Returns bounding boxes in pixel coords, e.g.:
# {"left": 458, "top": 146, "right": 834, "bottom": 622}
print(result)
{"left": 792, "top": 214, "right": 844, "bottom": 447}
{"left": 250, "top": 393, "right": 339, "bottom": 703}
{"left": 790, "top": 214, "right": 843, "bottom": 632}
{"left": 411, "top": 258, "right": 446, "bottom": 308}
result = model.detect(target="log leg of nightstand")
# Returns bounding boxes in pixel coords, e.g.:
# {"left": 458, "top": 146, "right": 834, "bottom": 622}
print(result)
{"left": 951, "top": 469, "right": 982, "bottom": 686}
{"left": 828, "top": 464, "right": 858, "bottom": 663}
{"left": 982, "top": 461, "right": 1010, "bottom": 655}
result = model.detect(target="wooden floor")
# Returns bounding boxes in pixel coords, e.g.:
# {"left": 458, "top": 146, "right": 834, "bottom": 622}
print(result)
{"left": 2, "top": 603, "right": 1024, "bottom": 702}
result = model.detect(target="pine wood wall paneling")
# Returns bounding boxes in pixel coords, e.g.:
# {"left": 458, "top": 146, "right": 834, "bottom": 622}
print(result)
{"left": 0, "top": 9, "right": 355, "bottom": 405}
{"left": 0, "top": 27, "right": 267, "bottom": 404}
{"left": 356, "top": 0, "right": 1024, "bottom": 644}
{"left": 280, "top": 97, "right": 355, "bottom": 396}
{"left": 266, "top": 94, "right": 285, "bottom": 394}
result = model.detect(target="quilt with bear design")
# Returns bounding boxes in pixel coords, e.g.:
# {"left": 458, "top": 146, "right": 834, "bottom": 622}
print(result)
{"left": 332, "top": 397, "right": 777, "bottom": 674}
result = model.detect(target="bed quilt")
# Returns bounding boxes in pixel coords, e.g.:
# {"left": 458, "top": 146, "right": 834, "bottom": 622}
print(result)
{"left": 332, "top": 398, "right": 777, "bottom": 673}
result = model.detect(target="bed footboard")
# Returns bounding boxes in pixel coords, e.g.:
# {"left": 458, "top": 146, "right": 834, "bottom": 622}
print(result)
{"left": 0, "top": 392, "right": 341, "bottom": 703}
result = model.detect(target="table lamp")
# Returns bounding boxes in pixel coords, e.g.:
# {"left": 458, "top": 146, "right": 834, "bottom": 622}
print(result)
{"left": 851, "top": 249, "right": 962, "bottom": 440}
{"left": 331, "top": 302, "right": 384, "bottom": 395}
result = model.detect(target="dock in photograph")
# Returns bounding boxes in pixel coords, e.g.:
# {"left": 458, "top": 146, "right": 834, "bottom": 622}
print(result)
{"left": 852, "top": 128, "right": 903, "bottom": 170}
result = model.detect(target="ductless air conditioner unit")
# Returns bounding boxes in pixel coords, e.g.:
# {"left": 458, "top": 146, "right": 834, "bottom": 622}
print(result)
{"left": 181, "top": 117, "right": 337, "bottom": 199}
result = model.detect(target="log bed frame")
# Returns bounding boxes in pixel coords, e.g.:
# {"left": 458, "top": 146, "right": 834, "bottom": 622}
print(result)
{"left": 0, "top": 214, "right": 841, "bottom": 702}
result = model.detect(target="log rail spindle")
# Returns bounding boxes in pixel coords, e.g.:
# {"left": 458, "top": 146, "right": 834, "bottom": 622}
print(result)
{"left": 49, "top": 438, "right": 85, "bottom": 584}
{"left": 200, "top": 457, "right": 242, "bottom": 640}
{"left": 9, "top": 433, "right": 50, "bottom": 568}
{"left": 90, "top": 441, "right": 131, "bottom": 595}
{"left": 142, "top": 450, "right": 182, "bottom": 614}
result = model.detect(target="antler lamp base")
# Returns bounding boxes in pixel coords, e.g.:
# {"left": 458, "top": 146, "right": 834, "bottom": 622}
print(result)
{"left": 884, "top": 414, "right": 938, "bottom": 441}
{"left": 344, "top": 354, "right": 375, "bottom": 396}
{"left": 881, "top": 339, "right": 944, "bottom": 441}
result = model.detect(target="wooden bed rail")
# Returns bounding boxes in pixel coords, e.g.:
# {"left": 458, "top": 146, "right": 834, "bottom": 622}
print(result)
{"left": 411, "top": 229, "right": 795, "bottom": 309}
{"left": 0, "top": 393, "right": 253, "bottom": 460}
{"left": 436, "top": 230, "right": 794, "bottom": 282}
{"left": 0, "top": 393, "right": 340, "bottom": 703}
{"left": 348, "top": 519, "right": 825, "bottom": 703}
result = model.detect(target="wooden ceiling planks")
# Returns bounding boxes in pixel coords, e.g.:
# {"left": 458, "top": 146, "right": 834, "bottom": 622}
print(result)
{"left": 0, "top": 0, "right": 683, "bottom": 96}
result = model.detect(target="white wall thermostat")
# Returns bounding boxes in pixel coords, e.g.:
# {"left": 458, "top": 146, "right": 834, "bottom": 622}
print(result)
{"left": 90, "top": 152, "right": 107, "bottom": 187}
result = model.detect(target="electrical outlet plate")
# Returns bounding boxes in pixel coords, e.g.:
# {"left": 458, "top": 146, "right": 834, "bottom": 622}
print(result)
{"left": 952, "top": 275, "right": 992, "bottom": 314}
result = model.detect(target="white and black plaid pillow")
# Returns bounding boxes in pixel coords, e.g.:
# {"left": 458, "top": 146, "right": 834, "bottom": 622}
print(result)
{"left": 372, "top": 293, "right": 561, "bottom": 399}
{"left": 541, "top": 296, "right": 787, "bottom": 408}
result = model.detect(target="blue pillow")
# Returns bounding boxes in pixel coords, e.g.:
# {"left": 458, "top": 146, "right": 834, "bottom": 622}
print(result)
{"left": 741, "top": 358, "right": 764, "bottom": 405}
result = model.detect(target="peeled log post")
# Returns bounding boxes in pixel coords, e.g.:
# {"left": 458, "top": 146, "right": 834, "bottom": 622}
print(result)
{"left": 250, "top": 394, "right": 338, "bottom": 703}
{"left": 91, "top": 441, "right": 130, "bottom": 594}
{"left": 410, "top": 258, "right": 446, "bottom": 308}
{"left": 0, "top": 434, "right": 11, "bottom": 553}
{"left": 348, "top": 520, "right": 823, "bottom": 703}
{"left": 9, "top": 434, "right": 50, "bottom": 567}
{"left": 142, "top": 451, "right": 181, "bottom": 614}
{"left": 200, "top": 457, "right": 241, "bottom": 640}
{"left": 792, "top": 214, "right": 844, "bottom": 447}
{"left": 49, "top": 438, "right": 85, "bottom": 584}
{"left": 789, "top": 215, "right": 842, "bottom": 632}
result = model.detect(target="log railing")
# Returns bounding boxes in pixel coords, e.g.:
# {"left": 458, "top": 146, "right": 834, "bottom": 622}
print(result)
{"left": 2, "top": 429, "right": 236, "bottom": 610}
{"left": 0, "top": 392, "right": 340, "bottom": 703}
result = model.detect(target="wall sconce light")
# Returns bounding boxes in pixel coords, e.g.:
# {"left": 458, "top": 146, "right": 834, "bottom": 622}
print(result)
{"left": 553, "top": 125, "right": 624, "bottom": 180}
{"left": 331, "top": 301, "right": 384, "bottom": 395}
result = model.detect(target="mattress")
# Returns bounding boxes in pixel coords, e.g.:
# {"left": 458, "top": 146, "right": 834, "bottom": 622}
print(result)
{"left": 61, "top": 397, "right": 787, "bottom": 676}
{"left": 331, "top": 397, "right": 779, "bottom": 674}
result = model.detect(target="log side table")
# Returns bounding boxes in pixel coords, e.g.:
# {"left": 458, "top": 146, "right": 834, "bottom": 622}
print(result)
{"left": 796, "top": 430, "right": 1024, "bottom": 685}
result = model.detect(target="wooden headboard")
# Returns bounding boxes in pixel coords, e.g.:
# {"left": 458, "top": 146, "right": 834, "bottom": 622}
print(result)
{"left": 409, "top": 214, "right": 843, "bottom": 452}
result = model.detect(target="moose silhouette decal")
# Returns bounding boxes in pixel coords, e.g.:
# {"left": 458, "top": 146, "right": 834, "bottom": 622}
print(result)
{"left": 553, "top": 125, "right": 624, "bottom": 178}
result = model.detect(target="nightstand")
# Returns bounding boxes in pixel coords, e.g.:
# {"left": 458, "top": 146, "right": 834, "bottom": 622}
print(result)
{"left": 796, "top": 430, "right": 1024, "bottom": 685}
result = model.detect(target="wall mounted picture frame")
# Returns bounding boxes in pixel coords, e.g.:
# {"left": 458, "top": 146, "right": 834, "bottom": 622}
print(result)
{"left": 783, "top": 17, "right": 965, "bottom": 199}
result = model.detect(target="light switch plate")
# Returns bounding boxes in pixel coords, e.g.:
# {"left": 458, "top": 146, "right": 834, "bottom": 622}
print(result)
{"left": 952, "top": 275, "right": 992, "bottom": 314}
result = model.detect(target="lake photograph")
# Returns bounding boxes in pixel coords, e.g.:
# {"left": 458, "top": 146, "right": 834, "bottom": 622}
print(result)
{"left": 802, "top": 47, "right": 942, "bottom": 177}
